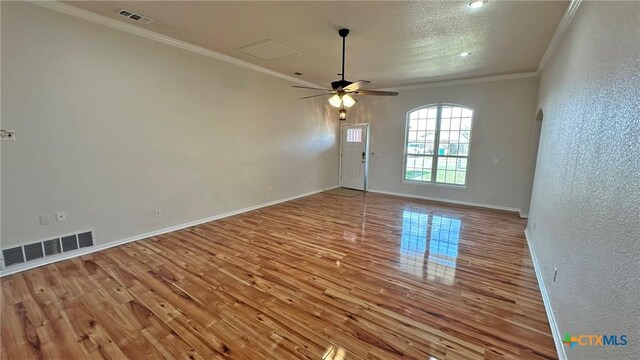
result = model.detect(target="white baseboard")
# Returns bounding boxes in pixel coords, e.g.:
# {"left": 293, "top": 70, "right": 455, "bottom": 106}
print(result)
{"left": 367, "top": 189, "right": 521, "bottom": 213}
{"left": 524, "top": 228, "right": 566, "bottom": 360}
{"left": 0, "top": 185, "right": 339, "bottom": 277}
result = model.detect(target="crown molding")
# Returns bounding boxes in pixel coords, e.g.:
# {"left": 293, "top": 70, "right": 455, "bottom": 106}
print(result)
{"left": 376, "top": 0, "right": 582, "bottom": 92}
{"left": 28, "top": 0, "right": 322, "bottom": 88}
{"left": 379, "top": 72, "right": 539, "bottom": 92}
{"left": 27, "top": 0, "right": 580, "bottom": 93}
{"left": 537, "top": 0, "right": 583, "bottom": 73}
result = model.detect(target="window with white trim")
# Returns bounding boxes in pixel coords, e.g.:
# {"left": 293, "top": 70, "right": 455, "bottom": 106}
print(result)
{"left": 404, "top": 104, "right": 473, "bottom": 186}
{"left": 346, "top": 128, "right": 363, "bottom": 143}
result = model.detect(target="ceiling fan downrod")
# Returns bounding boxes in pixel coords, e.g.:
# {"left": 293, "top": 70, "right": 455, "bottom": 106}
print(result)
{"left": 339, "top": 28, "right": 349, "bottom": 81}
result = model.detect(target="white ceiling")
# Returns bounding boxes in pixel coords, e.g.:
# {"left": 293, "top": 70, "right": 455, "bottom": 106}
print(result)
{"left": 65, "top": 1, "right": 568, "bottom": 89}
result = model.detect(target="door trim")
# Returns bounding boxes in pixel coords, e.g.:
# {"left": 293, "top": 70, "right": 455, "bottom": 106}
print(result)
{"left": 339, "top": 122, "right": 370, "bottom": 191}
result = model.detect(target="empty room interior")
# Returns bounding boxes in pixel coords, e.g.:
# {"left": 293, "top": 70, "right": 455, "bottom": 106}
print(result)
{"left": 1, "top": 1, "right": 638, "bottom": 359}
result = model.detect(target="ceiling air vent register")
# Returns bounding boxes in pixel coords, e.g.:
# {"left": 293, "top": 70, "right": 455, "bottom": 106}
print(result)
{"left": 117, "top": 9, "right": 153, "bottom": 24}
{"left": 236, "top": 40, "right": 299, "bottom": 61}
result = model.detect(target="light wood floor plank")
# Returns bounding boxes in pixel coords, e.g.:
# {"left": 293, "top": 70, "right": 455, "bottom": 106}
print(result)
{"left": 0, "top": 193, "right": 557, "bottom": 359}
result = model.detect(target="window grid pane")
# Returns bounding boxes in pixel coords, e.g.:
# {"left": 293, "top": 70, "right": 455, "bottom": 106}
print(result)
{"left": 405, "top": 105, "right": 438, "bottom": 182}
{"left": 436, "top": 105, "right": 471, "bottom": 185}
{"left": 346, "top": 128, "right": 363, "bottom": 143}
{"left": 435, "top": 156, "right": 468, "bottom": 185}
{"left": 405, "top": 155, "right": 433, "bottom": 181}
{"left": 406, "top": 105, "right": 472, "bottom": 185}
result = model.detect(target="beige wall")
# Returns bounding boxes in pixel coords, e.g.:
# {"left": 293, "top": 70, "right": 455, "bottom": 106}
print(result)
{"left": 1, "top": 2, "right": 339, "bottom": 250}
{"left": 345, "top": 77, "right": 540, "bottom": 212}
{"left": 528, "top": 2, "right": 639, "bottom": 359}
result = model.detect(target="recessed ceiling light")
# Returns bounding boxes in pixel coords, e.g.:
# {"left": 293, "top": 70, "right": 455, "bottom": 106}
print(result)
{"left": 467, "top": 0, "right": 487, "bottom": 9}
{"left": 459, "top": 52, "right": 471, "bottom": 57}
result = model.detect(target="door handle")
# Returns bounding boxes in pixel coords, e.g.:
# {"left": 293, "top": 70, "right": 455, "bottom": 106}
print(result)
{"left": 361, "top": 152, "right": 366, "bottom": 160}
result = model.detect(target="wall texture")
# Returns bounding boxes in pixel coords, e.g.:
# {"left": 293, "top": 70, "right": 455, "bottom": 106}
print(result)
{"left": 528, "top": 2, "right": 640, "bottom": 359}
{"left": 1, "top": 2, "right": 338, "bottom": 250}
{"left": 346, "top": 77, "right": 540, "bottom": 212}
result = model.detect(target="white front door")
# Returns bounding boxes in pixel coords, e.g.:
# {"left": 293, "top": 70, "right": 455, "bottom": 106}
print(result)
{"left": 340, "top": 124, "right": 368, "bottom": 190}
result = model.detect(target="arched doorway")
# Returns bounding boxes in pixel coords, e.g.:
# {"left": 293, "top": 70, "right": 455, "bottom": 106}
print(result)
{"left": 521, "top": 109, "right": 544, "bottom": 217}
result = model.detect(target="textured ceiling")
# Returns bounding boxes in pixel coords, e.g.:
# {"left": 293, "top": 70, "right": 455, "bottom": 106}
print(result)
{"left": 64, "top": 1, "right": 568, "bottom": 89}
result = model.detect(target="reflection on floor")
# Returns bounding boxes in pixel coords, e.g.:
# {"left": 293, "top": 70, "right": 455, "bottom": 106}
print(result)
{"left": 428, "top": 215, "right": 461, "bottom": 285}
{"left": 400, "top": 210, "right": 428, "bottom": 277}
{"left": 322, "top": 345, "right": 347, "bottom": 360}
{"left": 0, "top": 192, "right": 558, "bottom": 359}
{"left": 400, "top": 211, "right": 461, "bottom": 285}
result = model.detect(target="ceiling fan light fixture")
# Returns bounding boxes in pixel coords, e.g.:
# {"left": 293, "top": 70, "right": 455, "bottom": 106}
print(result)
{"left": 294, "top": 28, "right": 398, "bottom": 119}
{"left": 339, "top": 108, "right": 347, "bottom": 121}
{"left": 329, "top": 94, "right": 342, "bottom": 108}
{"left": 467, "top": 0, "right": 487, "bottom": 8}
{"left": 342, "top": 94, "right": 357, "bottom": 108}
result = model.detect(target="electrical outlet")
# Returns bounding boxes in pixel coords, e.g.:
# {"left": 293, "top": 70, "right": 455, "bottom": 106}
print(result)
{"left": 55, "top": 211, "right": 66, "bottom": 222}
{"left": 39, "top": 215, "right": 50, "bottom": 225}
{"left": 154, "top": 209, "right": 162, "bottom": 217}
{"left": 489, "top": 191, "right": 495, "bottom": 199}
{"left": 533, "top": 222, "right": 537, "bottom": 231}
{"left": 553, "top": 267, "right": 558, "bottom": 282}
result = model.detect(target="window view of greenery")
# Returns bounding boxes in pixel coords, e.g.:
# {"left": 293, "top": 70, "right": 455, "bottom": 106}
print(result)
{"left": 404, "top": 105, "right": 472, "bottom": 186}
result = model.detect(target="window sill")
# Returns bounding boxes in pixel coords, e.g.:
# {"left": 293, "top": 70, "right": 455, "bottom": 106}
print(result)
{"left": 402, "top": 180, "right": 467, "bottom": 190}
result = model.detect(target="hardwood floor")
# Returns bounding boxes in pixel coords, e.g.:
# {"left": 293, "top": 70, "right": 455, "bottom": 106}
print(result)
{"left": 0, "top": 192, "right": 557, "bottom": 359}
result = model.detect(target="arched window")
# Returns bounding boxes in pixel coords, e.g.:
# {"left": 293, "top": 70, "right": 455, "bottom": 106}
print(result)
{"left": 404, "top": 104, "right": 473, "bottom": 186}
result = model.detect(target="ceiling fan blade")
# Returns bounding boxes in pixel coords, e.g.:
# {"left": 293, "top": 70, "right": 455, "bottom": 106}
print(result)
{"left": 300, "top": 93, "right": 330, "bottom": 100}
{"left": 292, "top": 85, "right": 332, "bottom": 91}
{"left": 344, "top": 80, "right": 371, "bottom": 91}
{"left": 354, "top": 89, "right": 399, "bottom": 96}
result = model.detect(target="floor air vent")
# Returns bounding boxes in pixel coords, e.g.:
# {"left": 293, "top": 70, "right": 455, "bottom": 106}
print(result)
{"left": 2, "top": 247, "right": 25, "bottom": 267}
{"left": 61, "top": 235, "right": 79, "bottom": 252}
{"left": 1, "top": 230, "right": 95, "bottom": 269}
{"left": 44, "top": 238, "right": 62, "bottom": 256}
{"left": 78, "top": 232, "right": 94, "bottom": 248}
{"left": 24, "top": 243, "right": 44, "bottom": 261}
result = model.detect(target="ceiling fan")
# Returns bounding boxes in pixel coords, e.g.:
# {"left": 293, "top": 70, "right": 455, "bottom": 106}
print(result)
{"left": 292, "top": 28, "right": 399, "bottom": 120}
